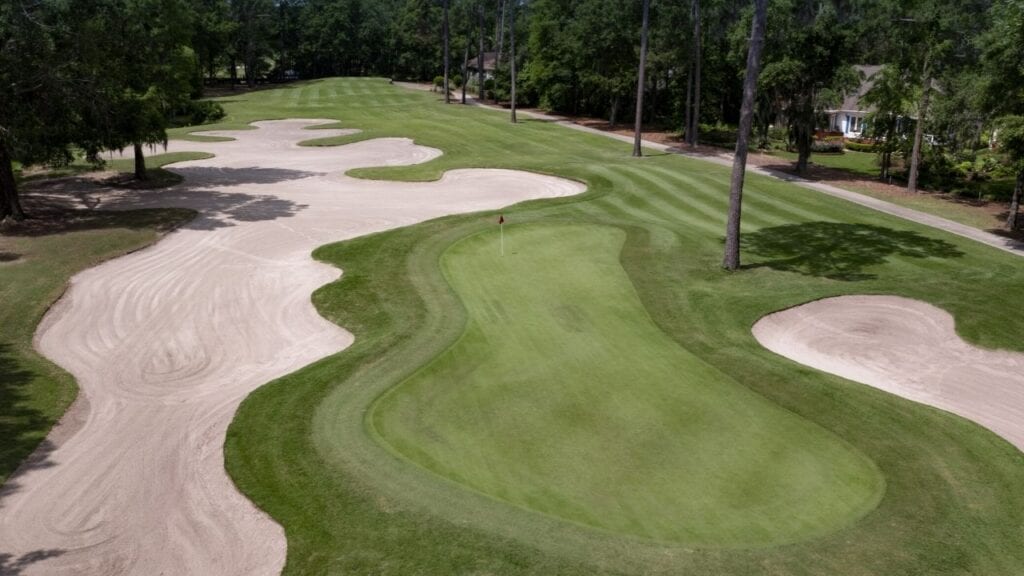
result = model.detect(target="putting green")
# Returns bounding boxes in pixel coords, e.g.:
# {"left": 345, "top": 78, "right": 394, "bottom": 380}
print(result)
{"left": 371, "top": 223, "right": 884, "bottom": 546}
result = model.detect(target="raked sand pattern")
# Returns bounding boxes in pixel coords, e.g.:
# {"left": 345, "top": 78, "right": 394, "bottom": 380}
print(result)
{"left": 754, "top": 295, "right": 1024, "bottom": 452}
{"left": 0, "top": 120, "right": 585, "bottom": 575}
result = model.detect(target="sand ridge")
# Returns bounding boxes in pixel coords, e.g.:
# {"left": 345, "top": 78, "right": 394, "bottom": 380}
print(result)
{"left": 0, "top": 119, "right": 585, "bottom": 575}
{"left": 753, "top": 295, "right": 1024, "bottom": 452}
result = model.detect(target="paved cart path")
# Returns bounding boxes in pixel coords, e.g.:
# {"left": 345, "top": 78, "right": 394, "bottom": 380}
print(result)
{"left": 0, "top": 120, "right": 584, "bottom": 575}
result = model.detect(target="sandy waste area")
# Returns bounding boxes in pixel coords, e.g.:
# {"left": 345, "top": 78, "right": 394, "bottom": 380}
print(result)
{"left": 0, "top": 120, "right": 584, "bottom": 575}
{"left": 754, "top": 295, "right": 1024, "bottom": 452}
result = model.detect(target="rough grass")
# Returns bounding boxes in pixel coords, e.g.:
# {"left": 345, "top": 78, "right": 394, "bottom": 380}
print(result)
{"left": 213, "top": 78, "right": 1024, "bottom": 575}
{"left": 0, "top": 207, "right": 195, "bottom": 484}
{"left": 769, "top": 148, "right": 880, "bottom": 177}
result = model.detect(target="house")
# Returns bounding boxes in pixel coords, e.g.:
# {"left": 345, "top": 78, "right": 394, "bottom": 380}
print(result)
{"left": 466, "top": 51, "right": 499, "bottom": 81}
{"left": 826, "top": 64, "right": 883, "bottom": 138}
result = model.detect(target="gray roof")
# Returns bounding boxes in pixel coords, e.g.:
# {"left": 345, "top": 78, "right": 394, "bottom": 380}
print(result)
{"left": 832, "top": 65, "right": 884, "bottom": 114}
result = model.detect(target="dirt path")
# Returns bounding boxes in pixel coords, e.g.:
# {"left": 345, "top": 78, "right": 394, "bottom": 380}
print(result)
{"left": 0, "top": 120, "right": 584, "bottom": 575}
{"left": 753, "top": 296, "right": 1024, "bottom": 452}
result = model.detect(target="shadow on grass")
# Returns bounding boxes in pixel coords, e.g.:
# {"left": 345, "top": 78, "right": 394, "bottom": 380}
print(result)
{"left": 0, "top": 253, "right": 20, "bottom": 263}
{"left": 742, "top": 222, "right": 964, "bottom": 281}
{"left": 0, "top": 343, "right": 60, "bottom": 491}
{"left": 10, "top": 166, "right": 318, "bottom": 236}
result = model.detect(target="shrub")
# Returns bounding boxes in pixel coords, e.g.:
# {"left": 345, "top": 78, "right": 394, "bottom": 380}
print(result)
{"left": 452, "top": 74, "right": 463, "bottom": 88}
{"left": 171, "top": 100, "right": 225, "bottom": 128}
{"left": 433, "top": 76, "right": 444, "bottom": 90}
{"left": 811, "top": 140, "right": 844, "bottom": 154}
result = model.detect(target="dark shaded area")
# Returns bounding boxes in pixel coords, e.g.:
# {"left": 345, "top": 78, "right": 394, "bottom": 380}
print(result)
{"left": 742, "top": 221, "right": 964, "bottom": 281}
{"left": 0, "top": 252, "right": 20, "bottom": 262}
{"left": 5, "top": 166, "right": 317, "bottom": 236}
{"left": 0, "top": 549, "right": 66, "bottom": 575}
{"left": 0, "top": 343, "right": 59, "bottom": 493}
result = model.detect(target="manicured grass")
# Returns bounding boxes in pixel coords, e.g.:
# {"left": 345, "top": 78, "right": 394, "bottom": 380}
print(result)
{"left": 16, "top": 151, "right": 212, "bottom": 185}
{"left": 216, "top": 78, "right": 1024, "bottom": 575}
{"left": 769, "top": 148, "right": 880, "bottom": 177}
{"left": 372, "top": 223, "right": 882, "bottom": 546}
{"left": 0, "top": 208, "right": 195, "bottom": 484}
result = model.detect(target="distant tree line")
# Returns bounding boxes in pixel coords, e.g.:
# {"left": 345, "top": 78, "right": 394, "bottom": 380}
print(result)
{"left": 3, "top": 0, "right": 1023, "bottom": 234}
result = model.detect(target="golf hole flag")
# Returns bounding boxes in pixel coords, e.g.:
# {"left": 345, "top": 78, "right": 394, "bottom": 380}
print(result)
{"left": 498, "top": 214, "right": 505, "bottom": 256}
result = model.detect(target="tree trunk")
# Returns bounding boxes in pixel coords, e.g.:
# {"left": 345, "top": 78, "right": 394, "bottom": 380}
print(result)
{"left": 610, "top": 95, "right": 619, "bottom": 128}
{"left": 908, "top": 51, "right": 932, "bottom": 194}
{"left": 443, "top": 0, "right": 451, "bottom": 104}
{"left": 723, "top": 0, "right": 768, "bottom": 271}
{"left": 688, "top": 0, "right": 702, "bottom": 146}
{"left": 684, "top": 58, "right": 693, "bottom": 143}
{"left": 509, "top": 2, "right": 517, "bottom": 123}
{"left": 0, "top": 145, "right": 25, "bottom": 221}
{"left": 134, "top": 142, "right": 147, "bottom": 180}
{"left": 1007, "top": 171, "right": 1023, "bottom": 231}
{"left": 496, "top": 0, "right": 506, "bottom": 64}
{"left": 229, "top": 56, "right": 238, "bottom": 90}
{"left": 478, "top": 5, "right": 486, "bottom": 99}
{"left": 461, "top": 36, "right": 469, "bottom": 104}
{"left": 632, "top": 0, "right": 651, "bottom": 158}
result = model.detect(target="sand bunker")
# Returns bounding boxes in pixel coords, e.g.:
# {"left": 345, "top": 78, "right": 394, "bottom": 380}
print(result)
{"left": 753, "top": 295, "right": 1024, "bottom": 452}
{"left": 0, "top": 120, "right": 584, "bottom": 575}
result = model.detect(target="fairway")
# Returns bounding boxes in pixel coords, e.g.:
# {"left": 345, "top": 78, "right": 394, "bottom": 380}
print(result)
{"left": 217, "top": 79, "right": 1024, "bottom": 576}
{"left": 372, "top": 223, "right": 882, "bottom": 546}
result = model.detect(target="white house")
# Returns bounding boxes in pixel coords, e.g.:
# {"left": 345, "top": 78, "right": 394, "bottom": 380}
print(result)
{"left": 826, "top": 65, "right": 883, "bottom": 138}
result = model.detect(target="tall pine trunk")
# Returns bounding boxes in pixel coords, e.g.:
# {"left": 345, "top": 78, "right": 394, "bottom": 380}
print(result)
{"left": 478, "top": 5, "right": 486, "bottom": 99}
{"left": 134, "top": 142, "right": 147, "bottom": 180}
{"left": 723, "top": 0, "right": 768, "bottom": 271}
{"left": 684, "top": 59, "right": 693, "bottom": 143}
{"left": 0, "top": 145, "right": 25, "bottom": 221}
{"left": 509, "top": 1, "right": 517, "bottom": 123}
{"left": 632, "top": 0, "right": 651, "bottom": 157}
{"left": 443, "top": 0, "right": 451, "bottom": 104}
{"left": 1007, "top": 171, "right": 1023, "bottom": 231}
{"left": 462, "top": 38, "right": 469, "bottom": 104}
{"left": 908, "top": 52, "right": 931, "bottom": 194}
{"left": 688, "top": 0, "right": 702, "bottom": 146}
{"left": 496, "top": 0, "right": 506, "bottom": 63}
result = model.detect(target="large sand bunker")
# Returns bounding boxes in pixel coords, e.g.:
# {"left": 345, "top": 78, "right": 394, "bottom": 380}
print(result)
{"left": 753, "top": 295, "right": 1024, "bottom": 452}
{"left": 0, "top": 120, "right": 585, "bottom": 575}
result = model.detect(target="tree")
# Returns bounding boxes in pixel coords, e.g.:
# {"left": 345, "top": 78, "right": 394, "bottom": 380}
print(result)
{"left": 632, "top": 0, "right": 651, "bottom": 157}
{"left": 980, "top": 0, "right": 1024, "bottom": 229}
{"left": 104, "top": 0, "right": 196, "bottom": 180}
{"left": 231, "top": 0, "right": 274, "bottom": 87}
{"left": 758, "top": 0, "right": 859, "bottom": 174}
{"left": 507, "top": 0, "right": 516, "bottom": 120}
{"left": 443, "top": 0, "right": 451, "bottom": 103}
{"left": 861, "top": 66, "right": 915, "bottom": 180}
{"left": 478, "top": 3, "right": 486, "bottom": 98}
{"left": 723, "top": 0, "right": 768, "bottom": 271}
{"left": 684, "top": 0, "right": 702, "bottom": 146}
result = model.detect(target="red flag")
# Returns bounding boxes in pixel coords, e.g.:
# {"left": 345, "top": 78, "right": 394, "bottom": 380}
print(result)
{"left": 498, "top": 214, "right": 504, "bottom": 225}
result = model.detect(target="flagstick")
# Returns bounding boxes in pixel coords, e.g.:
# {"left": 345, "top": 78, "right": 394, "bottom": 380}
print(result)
{"left": 500, "top": 221, "right": 505, "bottom": 256}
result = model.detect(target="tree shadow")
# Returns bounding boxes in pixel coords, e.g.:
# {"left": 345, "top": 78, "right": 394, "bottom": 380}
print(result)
{"left": 0, "top": 253, "right": 20, "bottom": 263}
{"left": 9, "top": 166, "right": 318, "bottom": 236}
{"left": 0, "top": 549, "right": 66, "bottom": 575}
{"left": 0, "top": 343, "right": 60, "bottom": 494}
{"left": 741, "top": 222, "right": 964, "bottom": 281}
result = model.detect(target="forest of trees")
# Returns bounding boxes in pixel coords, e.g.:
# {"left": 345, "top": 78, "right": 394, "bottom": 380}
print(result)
{"left": 2, "top": 0, "right": 1023, "bottom": 235}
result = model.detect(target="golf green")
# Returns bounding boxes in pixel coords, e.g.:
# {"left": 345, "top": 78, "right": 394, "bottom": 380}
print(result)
{"left": 372, "top": 223, "right": 883, "bottom": 546}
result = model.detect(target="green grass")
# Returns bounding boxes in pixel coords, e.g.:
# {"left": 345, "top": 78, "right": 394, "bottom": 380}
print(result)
{"left": 769, "top": 148, "right": 880, "bottom": 177}
{"left": 372, "top": 223, "right": 882, "bottom": 547}
{"left": 208, "top": 78, "right": 1024, "bottom": 575}
{"left": 0, "top": 208, "right": 194, "bottom": 483}
{"left": 16, "top": 151, "right": 212, "bottom": 185}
